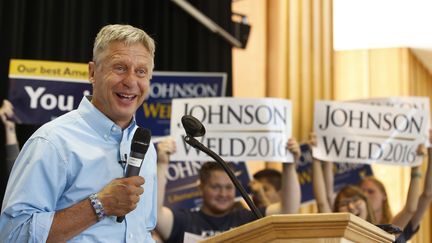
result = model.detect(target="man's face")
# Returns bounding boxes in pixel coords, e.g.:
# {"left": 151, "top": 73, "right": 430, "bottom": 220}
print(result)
{"left": 200, "top": 170, "right": 236, "bottom": 216}
{"left": 89, "top": 41, "right": 152, "bottom": 128}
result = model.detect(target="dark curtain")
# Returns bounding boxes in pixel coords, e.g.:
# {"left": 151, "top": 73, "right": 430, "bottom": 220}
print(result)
{"left": 0, "top": 0, "right": 233, "bottom": 201}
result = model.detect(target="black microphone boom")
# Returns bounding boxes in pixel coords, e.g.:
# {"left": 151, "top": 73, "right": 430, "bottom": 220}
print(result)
{"left": 117, "top": 127, "right": 152, "bottom": 223}
{"left": 181, "top": 115, "right": 263, "bottom": 219}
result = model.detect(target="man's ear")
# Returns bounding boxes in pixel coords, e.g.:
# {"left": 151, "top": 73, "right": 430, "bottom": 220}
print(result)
{"left": 88, "top": 61, "right": 96, "bottom": 84}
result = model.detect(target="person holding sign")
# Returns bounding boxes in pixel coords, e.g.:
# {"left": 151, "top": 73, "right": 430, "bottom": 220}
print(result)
{"left": 311, "top": 130, "right": 432, "bottom": 241}
{"left": 0, "top": 24, "right": 158, "bottom": 242}
{"left": 156, "top": 138, "right": 302, "bottom": 243}
{"left": 394, "top": 129, "right": 432, "bottom": 242}
{"left": 360, "top": 167, "right": 423, "bottom": 228}
{"left": 310, "top": 131, "right": 377, "bottom": 223}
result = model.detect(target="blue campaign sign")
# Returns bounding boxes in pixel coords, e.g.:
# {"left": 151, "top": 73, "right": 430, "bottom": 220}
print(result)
{"left": 297, "top": 144, "right": 373, "bottom": 203}
{"left": 8, "top": 78, "right": 91, "bottom": 124}
{"left": 136, "top": 71, "right": 227, "bottom": 136}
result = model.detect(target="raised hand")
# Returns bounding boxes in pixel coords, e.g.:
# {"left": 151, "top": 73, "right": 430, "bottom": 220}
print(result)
{"left": 157, "top": 137, "right": 177, "bottom": 165}
{"left": 286, "top": 138, "right": 301, "bottom": 160}
{"left": 0, "top": 100, "right": 16, "bottom": 130}
{"left": 308, "top": 132, "right": 317, "bottom": 147}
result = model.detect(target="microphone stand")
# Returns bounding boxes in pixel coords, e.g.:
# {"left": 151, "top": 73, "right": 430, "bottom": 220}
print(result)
{"left": 184, "top": 135, "right": 263, "bottom": 219}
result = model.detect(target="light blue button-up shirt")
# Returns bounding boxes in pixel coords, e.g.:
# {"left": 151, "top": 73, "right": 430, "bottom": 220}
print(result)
{"left": 0, "top": 97, "right": 157, "bottom": 243}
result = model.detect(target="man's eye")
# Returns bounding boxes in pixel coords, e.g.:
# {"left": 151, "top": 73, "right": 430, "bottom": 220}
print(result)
{"left": 136, "top": 69, "right": 147, "bottom": 77}
{"left": 114, "top": 66, "right": 126, "bottom": 72}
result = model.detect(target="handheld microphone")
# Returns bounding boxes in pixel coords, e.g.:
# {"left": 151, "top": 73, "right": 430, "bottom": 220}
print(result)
{"left": 181, "top": 115, "right": 263, "bottom": 219}
{"left": 117, "top": 127, "right": 152, "bottom": 223}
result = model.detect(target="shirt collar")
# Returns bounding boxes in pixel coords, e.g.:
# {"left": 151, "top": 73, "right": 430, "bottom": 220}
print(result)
{"left": 77, "top": 96, "right": 137, "bottom": 142}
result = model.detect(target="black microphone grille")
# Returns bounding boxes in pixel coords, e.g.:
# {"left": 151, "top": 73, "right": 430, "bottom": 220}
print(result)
{"left": 131, "top": 127, "right": 151, "bottom": 152}
{"left": 181, "top": 115, "right": 206, "bottom": 137}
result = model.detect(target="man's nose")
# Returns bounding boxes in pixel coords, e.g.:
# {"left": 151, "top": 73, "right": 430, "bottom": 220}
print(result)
{"left": 123, "top": 70, "right": 137, "bottom": 86}
{"left": 219, "top": 187, "right": 231, "bottom": 196}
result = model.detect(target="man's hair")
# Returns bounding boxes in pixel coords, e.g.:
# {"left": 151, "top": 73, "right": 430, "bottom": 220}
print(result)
{"left": 92, "top": 24, "right": 155, "bottom": 67}
{"left": 253, "top": 169, "right": 282, "bottom": 191}
{"left": 199, "top": 162, "right": 236, "bottom": 185}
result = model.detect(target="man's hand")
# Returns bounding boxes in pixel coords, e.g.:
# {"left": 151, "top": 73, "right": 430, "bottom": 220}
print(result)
{"left": 249, "top": 180, "right": 271, "bottom": 207}
{"left": 417, "top": 144, "right": 427, "bottom": 156}
{"left": 157, "top": 137, "right": 176, "bottom": 165}
{"left": 308, "top": 132, "right": 317, "bottom": 147}
{"left": 97, "top": 176, "right": 145, "bottom": 216}
{"left": 249, "top": 180, "right": 265, "bottom": 194}
{"left": 286, "top": 138, "right": 301, "bottom": 160}
{"left": 0, "top": 100, "right": 16, "bottom": 130}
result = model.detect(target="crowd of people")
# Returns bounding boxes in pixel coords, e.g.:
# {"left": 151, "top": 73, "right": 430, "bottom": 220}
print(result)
{"left": 155, "top": 137, "right": 301, "bottom": 243}
{"left": 310, "top": 131, "right": 432, "bottom": 242}
{"left": 0, "top": 24, "right": 431, "bottom": 243}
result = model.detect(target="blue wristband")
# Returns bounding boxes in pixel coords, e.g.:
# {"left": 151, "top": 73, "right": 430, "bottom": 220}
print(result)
{"left": 89, "top": 193, "right": 106, "bottom": 221}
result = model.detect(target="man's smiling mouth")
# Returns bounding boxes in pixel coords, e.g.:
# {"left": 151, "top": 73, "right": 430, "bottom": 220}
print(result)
{"left": 117, "top": 93, "right": 137, "bottom": 100}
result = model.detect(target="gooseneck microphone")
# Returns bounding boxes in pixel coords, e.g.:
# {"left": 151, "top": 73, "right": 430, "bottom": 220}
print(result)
{"left": 117, "top": 127, "right": 152, "bottom": 223}
{"left": 181, "top": 115, "right": 263, "bottom": 219}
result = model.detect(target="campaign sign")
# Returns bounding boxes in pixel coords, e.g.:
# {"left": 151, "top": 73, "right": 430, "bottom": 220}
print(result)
{"left": 354, "top": 96, "right": 431, "bottom": 148}
{"left": 8, "top": 59, "right": 91, "bottom": 124}
{"left": 313, "top": 101, "right": 427, "bottom": 166}
{"left": 170, "top": 97, "right": 293, "bottom": 162}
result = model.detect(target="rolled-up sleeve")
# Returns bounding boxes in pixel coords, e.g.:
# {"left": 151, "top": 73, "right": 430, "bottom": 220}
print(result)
{"left": 0, "top": 137, "right": 67, "bottom": 243}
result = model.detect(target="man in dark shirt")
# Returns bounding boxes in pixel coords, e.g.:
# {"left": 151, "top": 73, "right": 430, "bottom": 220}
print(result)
{"left": 155, "top": 138, "right": 301, "bottom": 243}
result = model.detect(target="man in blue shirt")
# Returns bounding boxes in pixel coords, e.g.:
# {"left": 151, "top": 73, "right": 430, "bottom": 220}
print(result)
{"left": 0, "top": 24, "right": 157, "bottom": 242}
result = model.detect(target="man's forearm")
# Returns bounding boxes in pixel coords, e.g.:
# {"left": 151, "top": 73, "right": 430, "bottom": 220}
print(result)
{"left": 281, "top": 163, "right": 300, "bottom": 213}
{"left": 312, "top": 160, "right": 332, "bottom": 213}
{"left": 46, "top": 198, "right": 97, "bottom": 243}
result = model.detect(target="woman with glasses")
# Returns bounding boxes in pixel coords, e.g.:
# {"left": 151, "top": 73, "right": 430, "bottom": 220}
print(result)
{"left": 333, "top": 185, "right": 376, "bottom": 223}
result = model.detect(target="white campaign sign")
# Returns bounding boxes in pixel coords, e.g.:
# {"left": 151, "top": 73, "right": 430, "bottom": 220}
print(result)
{"left": 170, "top": 97, "right": 293, "bottom": 162}
{"left": 353, "top": 96, "right": 431, "bottom": 147}
{"left": 313, "top": 100, "right": 428, "bottom": 166}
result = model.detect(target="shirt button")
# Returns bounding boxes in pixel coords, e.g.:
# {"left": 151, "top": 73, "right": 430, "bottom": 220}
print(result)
{"left": 112, "top": 127, "right": 117, "bottom": 132}
{"left": 129, "top": 233, "right": 133, "bottom": 238}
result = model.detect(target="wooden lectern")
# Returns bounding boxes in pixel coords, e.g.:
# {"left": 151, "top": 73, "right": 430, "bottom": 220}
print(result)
{"left": 200, "top": 213, "right": 395, "bottom": 243}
